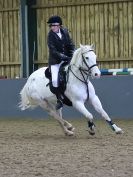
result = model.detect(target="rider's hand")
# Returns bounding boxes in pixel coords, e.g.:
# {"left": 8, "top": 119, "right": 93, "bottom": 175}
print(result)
{"left": 60, "top": 53, "right": 71, "bottom": 61}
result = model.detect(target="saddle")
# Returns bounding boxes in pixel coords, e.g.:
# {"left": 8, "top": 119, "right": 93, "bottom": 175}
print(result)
{"left": 45, "top": 63, "right": 72, "bottom": 106}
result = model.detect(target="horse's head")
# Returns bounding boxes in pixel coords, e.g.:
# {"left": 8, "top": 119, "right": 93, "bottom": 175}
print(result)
{"left": 80, "top": 44, "right": 101, "bottom": 79}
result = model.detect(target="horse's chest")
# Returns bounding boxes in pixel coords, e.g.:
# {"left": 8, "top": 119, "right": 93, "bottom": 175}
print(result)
{"left": 67, "top": 84, "right": 88, "bottom": 101}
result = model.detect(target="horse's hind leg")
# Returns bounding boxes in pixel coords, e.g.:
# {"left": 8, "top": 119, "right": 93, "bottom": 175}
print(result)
{"left": 57, "top": 109, "right": 75, "bottom": 132}
{"left": 39, "top": 100, "right": 74, "bottom": 136}
{"left": 90, "top": 95, "right": 123, "bottom": 134}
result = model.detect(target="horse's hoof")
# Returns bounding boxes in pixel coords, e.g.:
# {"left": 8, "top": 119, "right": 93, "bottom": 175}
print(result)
{"left": 65, "top": 131, "right": 74, "bottom": 136}
{"left": 88, "top": 130, "right": 95, "bottom": 136}
{"left": 67, "top": 126, "right": 75, "bottom": 132}
{"left": 115, "top": 129, "right": 124, "bottom": 134}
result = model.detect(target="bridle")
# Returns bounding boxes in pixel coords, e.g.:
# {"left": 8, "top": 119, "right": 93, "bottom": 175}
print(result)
{"left": 67, "top": 49, "right": 98, "bottom": 100}
{"left": 68, "top": 49, "right": 98, "bottom": 81}
{"left": 81, "top": 49, "right": 98, "bottom": 72}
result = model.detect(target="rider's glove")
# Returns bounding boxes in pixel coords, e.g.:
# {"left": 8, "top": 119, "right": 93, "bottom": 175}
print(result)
{"left": 60, "top": 53, "right": 71, "bottom": 62}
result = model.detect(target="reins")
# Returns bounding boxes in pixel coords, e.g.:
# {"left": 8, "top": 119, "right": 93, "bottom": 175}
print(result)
{"left": 68, "top": 65, "right": 90, "bottom": 100}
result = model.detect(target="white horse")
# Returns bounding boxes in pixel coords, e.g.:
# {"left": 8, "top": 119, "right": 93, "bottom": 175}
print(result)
{"left": 19, "top": 44, "right": 123, "bottom": 136}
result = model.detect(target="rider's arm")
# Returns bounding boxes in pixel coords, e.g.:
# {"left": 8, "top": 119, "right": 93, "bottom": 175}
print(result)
{"left": 48, "top": 35, "right": 71, "bottom": 62}
{"left": 62, "top": 28, "right": 75, "bottom": 57}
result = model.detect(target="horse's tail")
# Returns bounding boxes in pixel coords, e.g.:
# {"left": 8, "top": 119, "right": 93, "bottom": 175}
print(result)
{"left": 19, "top": 83, "right": 31, "bottom": 110}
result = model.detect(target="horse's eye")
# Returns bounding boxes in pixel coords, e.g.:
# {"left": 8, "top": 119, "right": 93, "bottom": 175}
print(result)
{"left": 86, "top": 57, "right": 89, "bottom": 59}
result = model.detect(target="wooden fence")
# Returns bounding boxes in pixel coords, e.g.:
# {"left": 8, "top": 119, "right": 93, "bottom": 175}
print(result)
{"left": 34, "top": 0, "right": 133, "bottom": 69}
{"left": 0, "top": 0, "right": 132, "bottom": 78}
{"left": 0, "top": 0, "right": 20, "bottom": 78}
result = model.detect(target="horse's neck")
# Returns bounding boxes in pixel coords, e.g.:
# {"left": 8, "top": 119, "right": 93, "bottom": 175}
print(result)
{"left": 70, "top": 48, "right": 81, "bottom": 67}
{"left": 69, "top": 65, "right": 88, "bottom": 83}
{"left": 67, "top": 61, "right": 89, "bottom": 86}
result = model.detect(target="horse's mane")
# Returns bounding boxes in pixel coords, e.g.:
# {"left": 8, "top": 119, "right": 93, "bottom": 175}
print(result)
{"left": 70, "top": 48, "right": 81, "bottom": 65}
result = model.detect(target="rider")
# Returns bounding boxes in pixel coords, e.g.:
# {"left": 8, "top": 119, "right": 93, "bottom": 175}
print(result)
{"left": 47, "top": 15, "right": 75, "bottom": 110}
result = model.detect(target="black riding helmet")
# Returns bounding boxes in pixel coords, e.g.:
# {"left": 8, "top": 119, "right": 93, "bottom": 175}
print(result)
{"left": 47, "top": 15, "right": 62, "bottom": 25}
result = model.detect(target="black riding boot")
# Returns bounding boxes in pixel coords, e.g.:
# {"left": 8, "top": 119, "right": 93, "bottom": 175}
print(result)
{"left": 50, "top": 86, "right": 64, "bottom": 110}
{"left": 56, "top": 91, "right": 64, "bottom": 110}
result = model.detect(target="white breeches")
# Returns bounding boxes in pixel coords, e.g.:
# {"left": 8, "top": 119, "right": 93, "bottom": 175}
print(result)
{"left": 51, "top": 62, "right": 63, "bottom": 87}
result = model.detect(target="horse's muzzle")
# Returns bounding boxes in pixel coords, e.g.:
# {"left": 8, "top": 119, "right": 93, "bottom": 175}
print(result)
{"left": 91, "top": 72, "right": 101, "bottom": 79}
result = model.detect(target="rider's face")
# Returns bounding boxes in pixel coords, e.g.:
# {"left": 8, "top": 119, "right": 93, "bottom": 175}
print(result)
{"left": 49, "top": 23, "right": 60, "bottom": 33}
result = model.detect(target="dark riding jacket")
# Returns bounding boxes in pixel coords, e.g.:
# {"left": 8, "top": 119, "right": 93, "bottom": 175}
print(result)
{"left": 47, "top": 27, "right": 75, "bottom": 65}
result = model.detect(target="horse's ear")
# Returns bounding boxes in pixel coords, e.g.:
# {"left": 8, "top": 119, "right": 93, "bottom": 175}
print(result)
{"left": 80, "top": 44, "right": 84, "bottom": 49}
{"left": 91, "top": 44, "right": 95, "bottom": 50}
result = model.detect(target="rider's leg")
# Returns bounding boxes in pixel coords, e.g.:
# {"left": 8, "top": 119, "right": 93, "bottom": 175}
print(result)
{"left": 51, "top": 64, "right": 63, "bottom": 110}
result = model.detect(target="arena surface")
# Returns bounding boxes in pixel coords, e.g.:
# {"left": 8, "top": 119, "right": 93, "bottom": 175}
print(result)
{"left": 0, "top": 118, "right": 132, "bottom": 177}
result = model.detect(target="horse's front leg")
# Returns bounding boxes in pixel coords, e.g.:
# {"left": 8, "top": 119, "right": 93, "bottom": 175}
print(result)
{"left": 73, "top": 101, "right": 95, "bottom": 135}
{"left": 90, "top": 95, "right": 123, "bottom": 134}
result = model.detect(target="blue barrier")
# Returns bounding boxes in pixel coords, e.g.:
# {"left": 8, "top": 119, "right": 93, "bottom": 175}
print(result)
{"left": 100, "top": 68, "right": 133, "bottom": 76}
{"left": 0, "top": 77, "right": 133, "bottom": 119}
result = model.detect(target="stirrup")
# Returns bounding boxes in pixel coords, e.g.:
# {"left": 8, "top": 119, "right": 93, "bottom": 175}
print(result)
{"left": 56, "top": 99, "right": 63, "bottom": 110}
